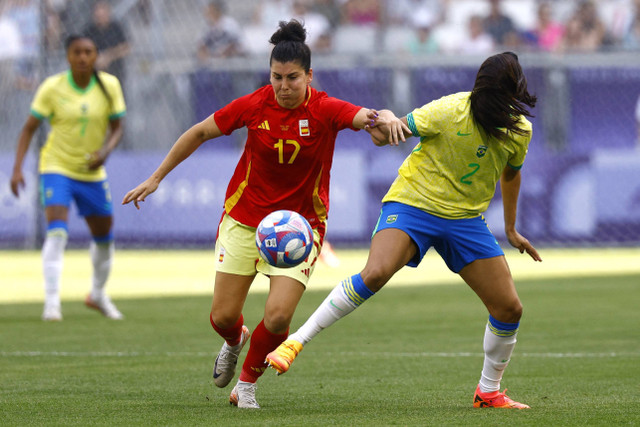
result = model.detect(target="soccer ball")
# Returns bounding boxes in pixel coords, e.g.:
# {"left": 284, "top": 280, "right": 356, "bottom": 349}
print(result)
{"left": 256, "top": 210, "right": 313, "bottom": 268}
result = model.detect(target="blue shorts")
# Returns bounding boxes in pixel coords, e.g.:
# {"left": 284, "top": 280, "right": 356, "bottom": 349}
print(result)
{"left": 40, "top": 173, "right": 113, "bottom": 217}
{"left": 373, "top": 202, "right": 504, "bottom": 273}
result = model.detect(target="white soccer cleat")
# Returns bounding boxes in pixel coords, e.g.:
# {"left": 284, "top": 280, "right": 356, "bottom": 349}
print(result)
{"left": 85, "top": 294, "right": 124, "bottom": 320}
{"left": 229, "top": 381, "right": 260, "bottom": 409}
{"left": 213, "top": 325, "right": 250, "bottom": 388}
{"left": 42, "top": 303, "right": 62, "bottom": 322}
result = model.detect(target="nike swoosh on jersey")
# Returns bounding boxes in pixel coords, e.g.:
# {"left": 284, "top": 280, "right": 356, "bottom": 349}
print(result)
{"left": 457, "top": 131, "right": 472, "bottom": 136}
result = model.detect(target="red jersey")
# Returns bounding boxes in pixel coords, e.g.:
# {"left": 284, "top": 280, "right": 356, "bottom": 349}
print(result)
{"left": 213, "top": 85, "right": 362, "bottom": 228}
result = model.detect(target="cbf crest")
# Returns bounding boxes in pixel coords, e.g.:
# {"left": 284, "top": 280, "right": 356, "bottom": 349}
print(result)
{"left": 476, "top": 145, "right": 488, "bottom": 158}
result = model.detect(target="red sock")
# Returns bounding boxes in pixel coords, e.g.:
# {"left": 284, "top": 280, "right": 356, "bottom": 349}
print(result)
{"left": 210, "top": 312, "right": 244, "bottom": 346}
{"left": 239, "top": 319, "right": 288, "bottom": 383}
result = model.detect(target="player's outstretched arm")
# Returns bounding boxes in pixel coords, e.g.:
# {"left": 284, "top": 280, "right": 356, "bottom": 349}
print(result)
{"left": 501, "top": 166, "right": 542, "bottom": 262}
{"left": 122, "top": 114, "right": 223, "bottom": 209}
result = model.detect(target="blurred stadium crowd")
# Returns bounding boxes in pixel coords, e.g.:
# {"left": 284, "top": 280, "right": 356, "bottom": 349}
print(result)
{"left": 2, "top": 0, "right": 640, "bottom": 64}
{"left": 195, "top": 0, "right": 640, "bottom": 57}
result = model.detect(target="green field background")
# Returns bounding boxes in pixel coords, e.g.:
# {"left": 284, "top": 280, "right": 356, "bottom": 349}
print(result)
{"left": 2, "top": 248, "right": 639, "bottom": 425}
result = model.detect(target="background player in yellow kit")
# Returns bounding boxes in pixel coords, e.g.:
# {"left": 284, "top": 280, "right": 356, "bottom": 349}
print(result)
{"left": 10, "top": 34, "right": 126, "bottom": 321}
{"left": 267, "top": 51, "right": 542, "bottom": 409}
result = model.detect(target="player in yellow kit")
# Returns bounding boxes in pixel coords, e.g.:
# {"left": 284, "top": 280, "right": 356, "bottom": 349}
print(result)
{"left": 10, "top": 34, "right": 126, "bottom": 321}
{"left": 267, "top": 52, "right": 542, "bottom": 409}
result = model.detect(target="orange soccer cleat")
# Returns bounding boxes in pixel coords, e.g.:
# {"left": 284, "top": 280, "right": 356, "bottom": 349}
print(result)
{"left": 265, "top": 339, "right": 303, "bottom": 375}
{"left": 473, "top": 385, "right": 530, "bottom": 409}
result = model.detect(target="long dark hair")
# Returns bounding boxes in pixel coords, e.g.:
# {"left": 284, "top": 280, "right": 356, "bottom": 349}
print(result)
{"left": 269, "top": 20, "right": 311, "bottom": 72}
{"left": 65, "top": 34, "right": 113, "bottom": 108}
{"left": 469, "top": 52, "right": 537, "bottom": 141}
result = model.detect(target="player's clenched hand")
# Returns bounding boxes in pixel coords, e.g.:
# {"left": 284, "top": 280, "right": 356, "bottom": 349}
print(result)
{"left": 365, "top": 124, "right": 388, "bottom": 146}
{"left": 365, "top": 109, "right": 379, "bottom": 121}
{"left": 10, "top": 169, "right": 25, "bottom": 197}
{"left": 122, "top": 178, "right": 160, "bottom": 210}
{"left": 367, "top": 110, "right": 410, "bottom": 146}
{"left": 506, "top": 229, "right": 542, "bottom": 262}
{"left": 87, "top": 149, "right": 107, "bottom": 170}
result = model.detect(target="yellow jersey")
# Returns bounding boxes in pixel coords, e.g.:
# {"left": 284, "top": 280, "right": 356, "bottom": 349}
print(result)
{"left": 31, "top": 70, "right": 126, "bottom": 181}
{"left": 382, "top": 92, "right": 531, "bottom": 219}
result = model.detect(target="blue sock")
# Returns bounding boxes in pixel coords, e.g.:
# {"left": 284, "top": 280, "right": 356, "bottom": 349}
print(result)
{"left": 341, "top": 273, "right": 374, "bottom": 307}
{"left": 92, "top": 231, "right": 113, "bottom": 244}
{"left": 47, "top": 220, "right": 68, "bottom": 233}
{"left": 488, "top": 314, "right": 519, "bottom": 337}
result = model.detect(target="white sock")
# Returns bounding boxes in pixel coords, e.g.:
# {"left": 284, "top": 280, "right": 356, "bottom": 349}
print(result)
{"left": 42, "top": 231, "right": 68, "bottom": 308}
{"left": 479, "top": 323, "right": 518, "bottom": 393}
{"left": 290, "top": 282, "right": 360, "bottom": 345}
{"left": 90, "top": 240, "right": 114, "bottom": 301}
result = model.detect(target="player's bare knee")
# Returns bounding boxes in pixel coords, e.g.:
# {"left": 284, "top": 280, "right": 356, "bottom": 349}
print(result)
{"left": 359, "top": 267, "right": 388, "bottom": 292}
{"left": 263, "top": 311, "right": 292, "bottom": 334}
{"left": 495, "top": 300, "right": 523, "bottom": 323}
{"left": 210, "top": 312, "right": 239, "bottom": 330}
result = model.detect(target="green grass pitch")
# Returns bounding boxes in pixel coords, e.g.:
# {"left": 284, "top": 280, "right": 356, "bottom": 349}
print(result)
{"left": 1, "top": 249, "right": 639, "bottom": 425}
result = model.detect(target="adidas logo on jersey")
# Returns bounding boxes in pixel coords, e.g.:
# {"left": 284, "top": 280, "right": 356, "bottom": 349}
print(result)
{"left": 258, "top": 120, "right": 270, "bottom": 130}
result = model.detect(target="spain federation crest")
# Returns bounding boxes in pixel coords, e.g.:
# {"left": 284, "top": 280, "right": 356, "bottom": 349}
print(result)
{"left": 299, "top": 119, "right": 310, "bottom": 136}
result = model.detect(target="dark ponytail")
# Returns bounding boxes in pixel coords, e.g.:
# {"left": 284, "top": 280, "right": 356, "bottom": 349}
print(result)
{"left": 65, "top": 34, "right": 113, "bottom": 108}
{"left": 469, "top": 52, "right": 537, "bottom": 141}
{"left": 269, "top": 19, "right": 311, "bottom": 72}
{"left": 93, "top": 70, "right": 113, "bottom": 109}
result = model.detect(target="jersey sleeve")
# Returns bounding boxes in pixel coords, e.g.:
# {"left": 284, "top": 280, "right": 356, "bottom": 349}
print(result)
{"left": 318, "top": 96, "right": 362, "bottom": 131}
{"left": 406, "top": 97, "right": 448, "bottom": 138}
{"left": 30, "top": 78, "right": 54, "bottom": 120}
{"left": 507, "top": 119, "right": 532, "bottom": 170}
{"left": 212, "top": 91, "right": 258, "bottom": 135}
{"left": 104, "top": 74, "right": 126, "bottom": 119}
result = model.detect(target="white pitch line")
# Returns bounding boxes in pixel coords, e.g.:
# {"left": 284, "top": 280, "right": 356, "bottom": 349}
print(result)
{"left": 337, "top": 351, "right": 640, "bottom": 358}
{"left": 1, "top": 351, "right": 638, "bottom": 358}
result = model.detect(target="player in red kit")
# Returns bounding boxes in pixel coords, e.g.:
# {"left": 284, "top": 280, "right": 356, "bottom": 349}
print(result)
{"left": 216, "top": 83, "right": 361, "bottom": 229}
{"left": 123, "top": 19, "right": 408, "bottom": 409}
